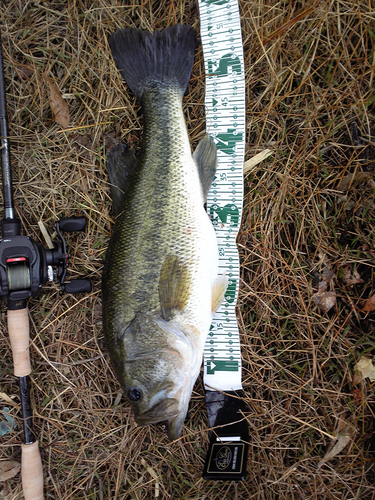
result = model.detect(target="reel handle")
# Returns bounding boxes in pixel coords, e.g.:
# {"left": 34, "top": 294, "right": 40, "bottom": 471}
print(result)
{"left": 7, "top": 308, "right": 44, "bottom": 500}
{"left": 58, "top": 215, "right": 86, "bottom": 232}
{"left": 63, "top": 278, "right": 92, "bottom": 294}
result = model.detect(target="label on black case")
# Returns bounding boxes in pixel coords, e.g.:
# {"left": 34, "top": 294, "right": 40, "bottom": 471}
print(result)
{"left": 203, "top": 439, "right": 247, "bottom": 480}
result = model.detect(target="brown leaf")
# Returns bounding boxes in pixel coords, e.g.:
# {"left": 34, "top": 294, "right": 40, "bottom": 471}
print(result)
{"left": 0, "top": 461, "right": 20, "bottom": 482}
{"left": 0, "top": 393, "right": 17, "bottom": 407}
{"left": 79, "top": 177, "right": 90, "bottom": 193}
{"left": 46, "top": 76, "right": 69, "bottom": 128}
{"left": 320, "top": 435, "right": 351, "bottom": 465}
{"left": 92, "top": 302, "right": 102, "bottom": 324}
{"left": 362, "top": 294, "right": 375, "bottom": 312}
{"left": 356, "top": 356, "right": 375, "bottom": 380}
{"left": 342, "top": 266, "right": 364, "bottom": 287}
{"left": 321, "top": 268, "right": 335, "bottom": 282}
{"left": 319, "top": 419, "right": 356, "bottom": 468}
{"left": 313, "top": 291, "right": 336, "bottom": 313}
{"left": 351, "top": 373, "right": 362, "bottom": 387}
{"left": 16, "top": 64, "right": 34, "bottom": 79}
{"left": 103, "top": 132, "right": 120, "bottom": 150}
{"left": 74, "top": 134, "right": 90, "bottom": 147}
{"left": 362, "top": 244, "right": 375, "bottom": 260}
{"left": 318, "top": 280, "right": 328, "bottom": 292}
{"left": 336, "top": 171, "right": 373, "bottom": 192}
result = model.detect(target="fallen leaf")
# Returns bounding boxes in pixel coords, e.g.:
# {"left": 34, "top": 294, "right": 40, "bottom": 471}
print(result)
{"left": 74, "top": 134, "right": 90, "bottom": 147}
{"left": 103, "top": 132, "right": 120, "bottom": 150}
{"left": 362, "top": 244, "right": 375, "bottom": 260}
{"left": 317, "top": 269, "right": 334, "bottom": 292}
{"left": 321, "top": 268, "right": 334, "bottom": 282}
{"left": 0, "top": 482, "right": 11, "bottom": 499}
{"left": 79, "top": 177, "right": 90, "bottom": 193}
{"left": 16, "top": 64, "right": 34, "bottom": 79}
{"left": 362, "top": 294, "right": 375, "bottom": 312}
{"left": 342, "top": 266, "right": 364, "bottom": 287}
{"left": 336, "top": 171, "right": 373, "bottom": 192}
{"left": 320, "top": 435, "right": 351, "bottom": 466}
{"left": 356, "top": 356, "right": 375, "bottom": 380}
{"left": 318, "top": 280, "right": 328, "bottom": 292}
{"left": 344, "top": 200, "right": 356, "bottom": 211}
{"left": 243, "top": 149, "right": 273, "bottom": 174}
{"left": 92, "top": 302, "right": 102, "bottom": 324}
{"left": 351, "top": 373, "right": 362, "bottom": 387}
{"left": 46, "top": 76, "right": 70, "bottom": 128}
{"left": 351, "top": 387, "right": 362, "bottom": 403}
{"left": 0, "top": 408, "right": 17, "bottom": 437}
{"left": 313, "top": 291, "right": 336, "bottom": 313}
{"left": 0, "top": 393, "right": 17, "bottom": 407}
{"left": 0, "top": 461, "right": 20, "bottom": 482}
{"left": 319, "top": 420, "right": 355, "bottom": 467}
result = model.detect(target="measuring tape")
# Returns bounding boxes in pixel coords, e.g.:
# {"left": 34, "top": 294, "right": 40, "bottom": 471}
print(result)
{"left": 198, "top": 0, "right": 248, "bottom": 480}
{"left": 199, "top": 0, "right": 245, "bottom": 394}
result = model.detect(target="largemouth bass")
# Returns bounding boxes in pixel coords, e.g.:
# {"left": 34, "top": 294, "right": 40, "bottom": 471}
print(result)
{"left": 102, "top": 24, "right": 227, "bottom": 440}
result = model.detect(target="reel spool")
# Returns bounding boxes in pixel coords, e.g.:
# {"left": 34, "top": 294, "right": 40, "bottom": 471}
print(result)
{"left": 7, "top": 258, "right": 30, "bottom": 291}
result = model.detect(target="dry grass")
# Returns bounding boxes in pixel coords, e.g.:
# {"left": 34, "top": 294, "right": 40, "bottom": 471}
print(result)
{"left": 0, "top": 0, "right": 374, "bottom": 499}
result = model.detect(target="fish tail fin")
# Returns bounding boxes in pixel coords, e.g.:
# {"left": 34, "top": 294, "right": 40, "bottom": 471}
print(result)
{"left": 109, "top": 25, "right": 196, "bottom": 101}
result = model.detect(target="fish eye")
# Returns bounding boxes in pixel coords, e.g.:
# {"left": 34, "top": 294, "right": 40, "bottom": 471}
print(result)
{"left": 128, "top": 388, "right": 142, "bottom": 402}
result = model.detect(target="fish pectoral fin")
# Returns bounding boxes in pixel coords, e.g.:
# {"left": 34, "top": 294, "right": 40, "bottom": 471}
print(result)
{"left": 193, "top": 135, "right": 218, "bottom": 201}
{"left": 159, "top": 255, "right": 190, "bottom": 321}
{"left": 107, "top": 142, "right": 139, "bottom": 216}
{"left": 211, "top": 275, "right": 228, "bottom": 314}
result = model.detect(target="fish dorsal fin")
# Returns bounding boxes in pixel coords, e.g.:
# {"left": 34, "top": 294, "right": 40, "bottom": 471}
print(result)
{"left": 211, "top": 275, "right": 228, "bottom": 314}
{"left": 159, "top": 255, "right": 190, "bottom": 321}
{"left": 107, "top": 142, "right": 139, "bottom": 216}
{"left": 193, "top": 135, "right": 218, "bottom": 201}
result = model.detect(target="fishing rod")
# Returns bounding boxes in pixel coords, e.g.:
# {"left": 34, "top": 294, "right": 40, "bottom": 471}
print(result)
{"left": 0, "top": 34, "right": 91, "bottom": 499}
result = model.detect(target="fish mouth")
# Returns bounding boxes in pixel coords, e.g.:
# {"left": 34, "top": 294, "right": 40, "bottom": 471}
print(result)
{"left": 134, "top": 398, "right": 180, "bottom": 426}
{"left": 133, "top": 387, "right": 191, "bottom": 440}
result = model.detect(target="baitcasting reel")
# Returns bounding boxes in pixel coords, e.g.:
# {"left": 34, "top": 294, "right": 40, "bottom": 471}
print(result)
{"left": 0, "top": 215, "right": 91, "bottom": 307}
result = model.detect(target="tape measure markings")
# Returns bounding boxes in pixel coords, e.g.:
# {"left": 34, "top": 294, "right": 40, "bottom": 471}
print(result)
{"left": 199, "top": 0, "right": 245, "bottom": 392}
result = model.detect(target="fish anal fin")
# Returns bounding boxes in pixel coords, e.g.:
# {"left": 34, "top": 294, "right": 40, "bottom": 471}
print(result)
{"left": 159, "top": 256, "right": 190, "bottom": 321}
{"left": 107, "top": 143, "right": 138, "bottom": 216}
{"left": 211, "top": 275, "right": 228, "bottom": 314}
{"left": 193, "top": 135, "right": 218, "bottom": 201}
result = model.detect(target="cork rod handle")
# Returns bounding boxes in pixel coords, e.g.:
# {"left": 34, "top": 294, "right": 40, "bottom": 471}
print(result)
{"left": 8, "top": 308, "right": 45, "bottom": 499}
{"left": 8, "top": 308, "right": 31, "bottom": 377}
{"left": 21, "top": 442, "right": 44, "bottom": 500}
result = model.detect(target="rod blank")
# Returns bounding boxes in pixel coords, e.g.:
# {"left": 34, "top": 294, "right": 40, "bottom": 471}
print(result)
{"left": 0, "top": 35, "right": 14, "bottom": 219}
